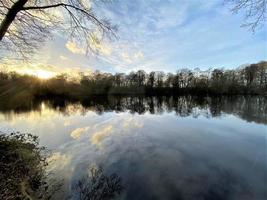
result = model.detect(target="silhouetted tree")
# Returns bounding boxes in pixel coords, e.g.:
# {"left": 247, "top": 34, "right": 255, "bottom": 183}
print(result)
{"left": 136, "top": 70, "right": 146, "bottom": 87}
{"left": 0, "top": 0, "right": 116, "bottom": 59}
{"left": 147, "top": 71, "right": 156, "bottom": 88}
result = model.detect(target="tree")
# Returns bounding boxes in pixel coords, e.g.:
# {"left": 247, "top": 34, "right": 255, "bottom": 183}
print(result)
{"left": 155, "top": 71, "right": 165, "bottom": 87}
{"left": 147, "top": 71, "right": 156, "bottom": 88}
{"left": 165, "top": 73, "right": 174, "bottom": 87}
{"left": 172, "top": 72, "right": 181, "bottom": 88}
{"left": 0, "top": 0, "right": 116, "bottom": 59}
{"left": 257, "top": 61, "right": 267, "bottom": 88}
{"left": 226, "top": 0, "right": 267, "bottom": 31}
{"left": 244, "top": 64, "right": 258, "bottom": 86}
{"left": 136, "top": 70, "right": 146, "bottom": 86}
{"left": 113, "top": 73, "right": 125, "bottom": 87}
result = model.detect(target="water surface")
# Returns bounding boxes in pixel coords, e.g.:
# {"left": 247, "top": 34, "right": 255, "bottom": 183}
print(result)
{"left": 0, "top": 96, "right": 266, "bottom": 200}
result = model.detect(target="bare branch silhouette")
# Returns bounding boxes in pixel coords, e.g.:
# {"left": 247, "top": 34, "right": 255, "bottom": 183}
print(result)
{"left": 73, "top": 166, "right": 123, "bottom": 200}
{"left": 0, "top": 0, "right": 117, "bottom": 59}
{"left": 225, "top": 0, "right": 267, "bottom": 32}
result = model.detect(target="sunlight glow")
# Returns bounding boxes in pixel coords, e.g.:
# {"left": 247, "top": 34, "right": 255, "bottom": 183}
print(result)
{"left": 35, "top": 69, "right": 56, "bottom": 79}
{"left": 18, "top": 68, "right": 57, "bottom": 79}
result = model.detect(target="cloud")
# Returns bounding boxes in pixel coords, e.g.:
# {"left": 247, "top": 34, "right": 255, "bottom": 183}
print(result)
{"left": 92, "top": 0, "right": 264, "bottom": 71}
{"left": 81, "top": 0, "right": 92, "bottom": 10}
{"left": 2, "top": 0, "right": 265, "bottom": 73}
{"left": 70, "top": 127, "right": 90, "bottom": 139}
{"left": 90, "top": 39, "right": 113, "bottom": 56}
{"left": 65, "top": 37, "right": 112, "bottom": 56}
{"left": 121, "top": 52, "right": 133, "bottom": 64}
{"left": 98, "top": 43, "right": 112, "bottom": 56}
{"left": 134, "top": 51, "right": 144, "bottom": 60}
{"left": 1, "top": 59, "right": 95, "bottom": 79}
{"left": 66, "top": 41, "right": 86, "bottom": 55}
{"left": 1, "top": 61, "right": 59, "bottom": 79}
{"left": 60, "top": 55, "right": 68, "bottom": 60}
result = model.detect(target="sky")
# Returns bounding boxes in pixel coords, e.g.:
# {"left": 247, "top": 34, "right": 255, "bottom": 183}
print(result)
{"left": 1, "top": 0, "right": 267, "bottom": 78}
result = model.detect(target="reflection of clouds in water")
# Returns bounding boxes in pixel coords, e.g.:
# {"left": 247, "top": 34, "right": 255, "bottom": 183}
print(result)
{"left": 69, "top": 116, "right": 144, "bottom": 149}
{"left": 47, "top": 152, "right": 71, "bottom": 171}
{"left": 63, "top": 120, "right": 72, "bottom": 126}
{"left": 123, "top": 117, "right": 144, "bottom": 129}
{"left": 103, "top": 138, "right": 256, "bottom": 200}
{"left": 46, "top": 152, "right": 74, "bottom": 199}
{"left": 70, "top": 127, "right": 90, "bottom": 139}
{"left": 90, "top": 116, "right": 144, "bottom": 146}
{"left": 91, "top": 125, "right": 113, "bottom": 146}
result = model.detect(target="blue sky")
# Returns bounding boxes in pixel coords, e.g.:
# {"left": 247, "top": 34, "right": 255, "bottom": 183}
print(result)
{"left": 10, "top": 0, "right": 266, "bottom": 75}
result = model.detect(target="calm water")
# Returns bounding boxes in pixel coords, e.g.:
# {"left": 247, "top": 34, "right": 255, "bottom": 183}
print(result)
{"left": 0, "top": 96, "right": 266, "bottom": 200}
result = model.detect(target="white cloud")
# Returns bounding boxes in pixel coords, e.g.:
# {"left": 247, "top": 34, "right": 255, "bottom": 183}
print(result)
{"left": 60, "top": 55, "right": 68, "bottom": 60}
{"left": 121, "top": 52, "right": 133, "bottom": 64}
{"left": 4, "top": 0, "right": 264, "bottom": 73}
{"left": 81, "top": 0, "right": 92, "bottom": 10}
{"left": 134, "top": 51, "right": 144, "bottom": 60}
{"left": 66, "top": 41, "right": 86, "bottom": 55}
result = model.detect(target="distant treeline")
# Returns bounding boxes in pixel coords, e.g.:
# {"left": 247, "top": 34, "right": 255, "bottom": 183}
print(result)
{"left": 0, "top": 61, "right": 266, "bottom": 101}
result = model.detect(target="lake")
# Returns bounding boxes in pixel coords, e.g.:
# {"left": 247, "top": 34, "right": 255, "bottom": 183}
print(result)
{"left": 0, "top": 95, "right": 266, "bottom": 200}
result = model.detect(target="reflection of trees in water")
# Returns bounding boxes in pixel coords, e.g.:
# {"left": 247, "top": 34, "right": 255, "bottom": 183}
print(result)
{"left": 72, "top": 166, "right": 123, "bottom": 200}
{"left": 0, "top": 95, "right": 266, "bottom": 124}
{"left": 80, "top": 96, "right": 267, "bottom": 124}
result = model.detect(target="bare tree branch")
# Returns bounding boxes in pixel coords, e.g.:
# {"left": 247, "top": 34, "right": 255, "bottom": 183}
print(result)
{"left": 225, "top": 0, "right": 267, "bottom": 32}
{"left": 0, "top": 0, "right": 117, "bottom": 60}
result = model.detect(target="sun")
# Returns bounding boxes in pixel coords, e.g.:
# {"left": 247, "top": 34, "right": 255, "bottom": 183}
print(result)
{"left": 35, "top": 69, "right": 56, "bottom": 79}
{"left": 14, "top": 67, "right": 57, "bottom": 79}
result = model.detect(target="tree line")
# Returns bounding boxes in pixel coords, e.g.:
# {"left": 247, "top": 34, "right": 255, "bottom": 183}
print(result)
{"left": 0, "top": 61, "right": 266, "bottom": 100}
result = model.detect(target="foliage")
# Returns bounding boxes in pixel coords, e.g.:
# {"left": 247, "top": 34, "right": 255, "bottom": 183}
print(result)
{"left": 0, "top": 132, "right": 58, "bottom": 200}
